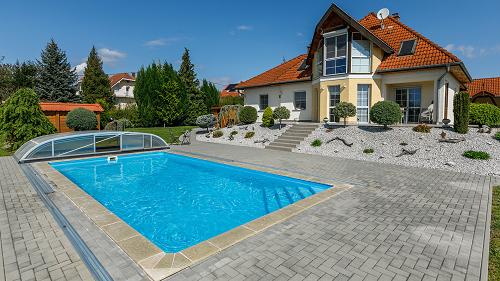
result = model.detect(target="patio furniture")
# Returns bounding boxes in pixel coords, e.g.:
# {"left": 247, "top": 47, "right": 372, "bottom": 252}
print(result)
{"left": 419, "top": 103, "right": 433, "bottom": 123}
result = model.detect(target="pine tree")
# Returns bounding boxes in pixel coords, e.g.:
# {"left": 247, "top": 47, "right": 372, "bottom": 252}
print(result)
{"left": 81, "top": 46, "right": 113, "bottom": 104}
{"left": 178, "top": 48, "right": 206, "bottom": 124}
{"left": 36, "top": 39, "right": 79, "bottom": 102}
{"left": 12, "top": 61, "right": 38, "bottom": 90}
{"left": 157, "top": 80, "right": 182, "bottom": 126}
{"left": 201, "top": 79, "right": 220, "bottom": 110}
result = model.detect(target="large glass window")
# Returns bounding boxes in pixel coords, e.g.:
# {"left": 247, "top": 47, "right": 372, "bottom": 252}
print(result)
{"left": 351, "top": 33, "right": 371, "bottom": 73}
{"left": 357, "top": 85, "right": 370, "bottom": 123}
{"left": 329, "top": 85, "right": 341, "bottom": 122}
{"left": 396, "top": 88, "right": 422, "bottom": 123}
{"left": 324, "top": 34, "right": 347, "bottom": 76}
{"left": 294, "top": 91, "right": 306, "bottom": 110}
{"left": 259, "top": 95, "right": 268, "bottom": 110}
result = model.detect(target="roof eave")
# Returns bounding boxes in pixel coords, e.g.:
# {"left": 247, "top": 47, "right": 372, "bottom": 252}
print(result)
{"left": 376, "top": 62, "right": 472, "bottom": 84}
{"left": 236, "top": 77, "right": 311, "bottom": 90}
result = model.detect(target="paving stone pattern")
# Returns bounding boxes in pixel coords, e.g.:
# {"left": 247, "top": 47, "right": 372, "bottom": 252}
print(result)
{"left": 0, "top": 157, "right": 93, "bottom": 281}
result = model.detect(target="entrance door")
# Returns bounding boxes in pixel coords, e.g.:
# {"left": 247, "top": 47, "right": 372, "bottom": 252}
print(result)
{"left": 329, "top": 85, "right": 341, "bottom": 122}
{"left": 396, "top": 88, "right": 421, "bottom": 123}
{"left": 357, "top": 85, "right": 370, "bottom": 123}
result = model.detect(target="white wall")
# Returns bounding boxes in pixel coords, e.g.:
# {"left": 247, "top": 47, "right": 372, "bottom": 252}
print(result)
{"left": 112, "top": 79, "right": 135, "bottom": 108}
{"left": 243, "top": 82, "right": 313, "bottom": 121}
{"left": 436, "top": 72, "right": 460, "bottom": 124}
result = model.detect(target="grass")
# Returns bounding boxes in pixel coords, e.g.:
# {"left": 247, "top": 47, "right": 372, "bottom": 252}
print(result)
{"left": 490, "top": 186, "right": 500, "bottom": 280}
{"left": 126, "top": 126, "right": 196, "bottom": 144}
{"left": 0, "top": 134, "right": 13, "bottom": 157}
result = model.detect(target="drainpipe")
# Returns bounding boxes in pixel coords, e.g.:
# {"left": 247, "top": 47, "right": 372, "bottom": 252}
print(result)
{"left": 435, "top": 65, "right": 450, "bottom": 124}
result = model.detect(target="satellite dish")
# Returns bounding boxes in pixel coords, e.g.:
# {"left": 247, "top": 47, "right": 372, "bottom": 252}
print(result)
{"left": 377, "top": 8, "right": 390, "bottom": 20}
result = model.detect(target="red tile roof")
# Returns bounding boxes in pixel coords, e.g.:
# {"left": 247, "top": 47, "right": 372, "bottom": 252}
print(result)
{"left": 467, "top": 77, "right": 500, "bottom": 97}
{"left": 236, "top": 54, "right": 310, "bottom": 89}
{"left": 359, "top": 14, "right": 461, "bottom": 71}
{"left": 40, "top": 102, "right": 104, "bottom": 112}
{"left": 220, "top": 84, "right": 241, "bottom": 97}
{"left": 109, "top": 73, "right": 135, "bottom": 88}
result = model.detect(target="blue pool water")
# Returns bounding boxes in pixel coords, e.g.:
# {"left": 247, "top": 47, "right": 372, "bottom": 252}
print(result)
{"left": 50, "top": 152, "right": 330, "bottom": 253}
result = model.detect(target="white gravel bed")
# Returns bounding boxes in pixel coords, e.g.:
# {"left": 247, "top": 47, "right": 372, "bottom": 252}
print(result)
{"left": 295, "top": 126, "right": 499, "bottom": 176}
{"left": 196, "top": 124, "right": 290, "bottom": 148}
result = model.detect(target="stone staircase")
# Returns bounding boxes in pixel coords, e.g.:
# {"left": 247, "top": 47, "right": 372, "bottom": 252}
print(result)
{"left": 265, "top": 123, "right": 319, "bottom": 152}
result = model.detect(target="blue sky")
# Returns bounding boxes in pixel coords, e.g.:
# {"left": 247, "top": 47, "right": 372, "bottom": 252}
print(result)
{"left": 1, "top": 0, "right": 499, "bottom": 87}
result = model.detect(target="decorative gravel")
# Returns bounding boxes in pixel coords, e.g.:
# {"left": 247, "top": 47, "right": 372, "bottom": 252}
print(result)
{"left": 295, "top": 126, "right": 499, "bottom": 176}
{"left": 196, "top": 124, "right": 290, "bottom": 148}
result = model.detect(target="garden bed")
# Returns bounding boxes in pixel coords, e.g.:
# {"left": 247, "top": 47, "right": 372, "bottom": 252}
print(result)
{"left": 295, "top": 126, "right": 499, "bottom": 176}
{"left": 196, "top": 124, "right": 290, "bottom": 148}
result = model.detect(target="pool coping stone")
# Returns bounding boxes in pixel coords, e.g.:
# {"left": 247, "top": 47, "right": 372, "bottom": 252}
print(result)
{"left": 32, "top": 151, "right": 351, "bottom": 280}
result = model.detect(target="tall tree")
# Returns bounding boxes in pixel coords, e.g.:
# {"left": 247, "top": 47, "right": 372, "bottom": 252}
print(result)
{"left": 81, "top": 46, "right": 113, "bottom": 104}
{"left": 178, "top": 48, "right": 206, "bottom": 124}
{"left": 0, "top": 63, "right": 14, "bottom": 102}
{"left": 156, "top": 80, "right": 182, "bottom": 126}
{"left": 12, "top": 61, "right": 38, "bottom": 89}
{"left": 36, "top": 39, "right": 79, "bottom": 102}
{"left": 200, "top": 79, "right": 220, "bottom": 110}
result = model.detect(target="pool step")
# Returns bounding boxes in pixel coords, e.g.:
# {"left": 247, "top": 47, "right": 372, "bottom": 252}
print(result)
{"left": 266, "top": 123, "right": 319, "bottom": 152}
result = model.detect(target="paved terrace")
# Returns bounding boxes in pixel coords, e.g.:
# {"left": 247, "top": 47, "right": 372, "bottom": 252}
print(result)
{"left": 0, "top": 136, "right": 497, "bottom": 281}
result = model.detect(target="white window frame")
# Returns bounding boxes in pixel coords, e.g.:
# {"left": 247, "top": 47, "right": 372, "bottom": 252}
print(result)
{"left": 328, "top": 85, "right": 341, "bottom": 122}
{"left": 259, "top": 94, "right": 268, "bottom": 111}
{"left": 350, "top": 33, "right": 372, "bottom": 74}
{"left": 323, "top": 29, "right": 348, "bottom": 77}
{"left": 357, "top": 84, "right": 370, "bottom": 124}
{"left": 294, "top": 91, "right": 307, "bottom": 110}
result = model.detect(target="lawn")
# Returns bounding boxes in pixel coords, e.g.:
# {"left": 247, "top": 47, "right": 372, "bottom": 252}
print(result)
{"left": 490, "top": 186, "right": 500, "bottom": 280}
{"left": 126, "top": 126, "right": 196, "bottom": 144}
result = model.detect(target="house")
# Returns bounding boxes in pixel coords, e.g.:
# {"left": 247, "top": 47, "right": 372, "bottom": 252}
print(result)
{"left": 40, "top": 102, "right": 104, "bottom": 132}
{"left": 236, "top": 4, "right": 472, "bottom": 125}
{"left": 467, "top": 77, "right": 500, "bottom": 106}
{"left": 220, "top": 84, "right": 243, "bottom": 98}
{"left": 109, "top": 73, "right": 136, "bottom": 109}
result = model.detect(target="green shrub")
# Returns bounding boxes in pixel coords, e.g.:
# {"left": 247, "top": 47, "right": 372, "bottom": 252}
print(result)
{"left": 363, "top": 148, "right": 374, "bottom": 154}
{"left": 469, "top": 103, "right": 500, "bottom": 127}
{"left": 104, "top": 118, "right": 132, "bottom": 131}
{"left": 239, "top": 106, "right": 258, "bottom": 124}
{"left": 496, "top": 132, "right": 500, "bottom": 141}
{"left": 463, "top": 150, "right": 490, "bottom": 160}
{"left": 196, "top": 114, "right": 216, "bottom": 132}
{"left": 273, "top": 106, "right": 290, "bottom": 128}
{"left": 212, "top": 130, "right": 223, "bottom": 138}
{"left": 311, "top": 139, "right": 322, "bottom": 147}
{"left": 0, "top": 88, "right": 56, "bottom": 150}
{"left": 230, "top": 130, "right": 238, "bottom": 135}
{"left": 332, "top": 102, "right": 356, "bottom": 126}
{"left": 219, "top": 95, "right": 244, "bottom": 106}
{"left": 262, "top": 107, "right": 274, "bottom": 127}
{"left": 66, "top": 108, "right": 97, "bottom": 131}
{"left": 244, "top": 131, "right": 255, "bottom": 138}
{"left": 107, "top": 104, "right": 140, "bottom": 126}
{"left": 369, "top": 101, "right": 402, "bottom": 129}
{"left": 413, "top": 124, "right": 431, "bottom": 133}
{"left": 453, "top": 92, "right": 470, "bottom": 134}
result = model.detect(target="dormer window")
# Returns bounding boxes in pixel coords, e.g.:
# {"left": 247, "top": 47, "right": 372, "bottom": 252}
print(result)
{"left": 398, "top": 39, "right": 417, "bottom": 56}
{"left": 323, "top": 31, "right": 347, "bottom": 76}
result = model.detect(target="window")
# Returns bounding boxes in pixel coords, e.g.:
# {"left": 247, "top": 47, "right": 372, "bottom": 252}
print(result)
{"left": 351, "top": 33, "right": 371, "bottom": 73}
{"left": 357, "top": 85, "right": 370, "bottom": 123}
{"left": 259, "top": 95, "right": 268, "bottom": 110}
{"left": 396, "top": 87, "right": 421, "bottom": 123}
{"left": 324, "top": 33, "right": 347, "bottom": 76}
{"left": 294, "top": 91, "right": 306, "bottom": 110}
{"left": 398, "top": 39, "right": 417, "bottom": 56}
{"left": 328, "top": 85, "right": 341, "bottom": 122}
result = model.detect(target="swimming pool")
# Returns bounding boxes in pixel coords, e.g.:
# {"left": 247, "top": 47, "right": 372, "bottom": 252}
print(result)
{"left": 50, "top": 152, "right": 330, "bottom": 253}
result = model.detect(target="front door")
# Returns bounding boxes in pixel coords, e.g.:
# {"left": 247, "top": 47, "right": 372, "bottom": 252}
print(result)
{"left": 396, "top": 88, "right": 421, "bottom": 123}
{"left": 329, "top": 85, "right": 341, "bottom": 122}
{"left": 357, "top": 85, "right": 370, "bottom": 123}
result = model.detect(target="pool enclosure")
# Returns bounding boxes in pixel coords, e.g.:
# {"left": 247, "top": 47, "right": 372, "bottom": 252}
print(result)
{"left": 14, "top": 131, "right": 168, "bottom": 163}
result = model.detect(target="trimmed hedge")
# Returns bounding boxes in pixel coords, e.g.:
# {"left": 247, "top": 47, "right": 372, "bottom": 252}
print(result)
{"left": 469, "top": 103, "right": 500, "bottom": 127}
{"left": 369, "top": 101, "right": 402, "bottom": 129}
{"left": 66, "top": 108, "right": 97, "bottom": 131}
{"left": 239, "top": 106, "right": 258, "bottom": 124}
{"left": 453, "top": 92, "right": 470, "bottom": 134}
{"left": 262, "top": 107, "right": 274, "bottom": 127}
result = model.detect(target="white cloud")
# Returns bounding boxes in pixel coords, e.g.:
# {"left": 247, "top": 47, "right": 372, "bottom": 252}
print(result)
{"left": 144, "top": 37, "right": 180, "bottom": 47}
{"left": 236, "top": 25, "right": 253, "bottom": 31}
{"left": 446, "top": 44, "right": 500, "bottom": 59}
{"left": 73, "top": 62, "right": 87, "bottom": 74}
{"left": 296, "top": 32, "right": 304, "bottom": 37}
{"left": 98, "top": 48, "right": 126, "bottom": 64}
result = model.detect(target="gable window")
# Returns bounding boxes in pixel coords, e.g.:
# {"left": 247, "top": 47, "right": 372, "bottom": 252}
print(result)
{"left": 398, "top": 39, "right": 417, "bottom": 56}
{"left": 324, "top": 33, "right": 347, "bottom": 76}
{"left": 294, "top": 91, "right": 306, "bottom": 110}
{"left": 351, "top": 33, "right": 371, "bottom": 73}
{"left": 259, "top": 95, "right": 268, "bottom": 110}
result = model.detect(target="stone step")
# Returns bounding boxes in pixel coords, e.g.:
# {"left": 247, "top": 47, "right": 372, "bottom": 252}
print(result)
{"left": 265, "top": 144, "right": 293, "bottom": 152}
{"left": 286, "top": 128, "right": 316, "bottom": 134}
{"left": 268, "top": 142, "right": 296, "bottom": 148}
{"left": 281, "top": 132, "right": 310, "bottom": 138}
{"left": 272, "top": 138, "right": 302, "bottom": 145}
{"left": 290, "top": 124, "right": 319, "bottom": 129}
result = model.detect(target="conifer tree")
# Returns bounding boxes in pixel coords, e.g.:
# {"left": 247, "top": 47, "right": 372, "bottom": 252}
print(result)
{"left": 81, "top": 46, "right": 113, "bottom": 104}
{"left": 200, "top": 79, "right": 220, "bottom": 110}
{"left": 178, "top": 48, "right": 206, "bottom": 124}
{"left": 36, "top": 39, "right": 79, "bottom": 102}
{"left": 157, "top": 80, "right": 182, "bottom": 126}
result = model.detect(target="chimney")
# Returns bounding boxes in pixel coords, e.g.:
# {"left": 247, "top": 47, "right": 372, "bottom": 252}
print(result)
{"left": 392, "top": 13, "right": 400, "bottom": 21}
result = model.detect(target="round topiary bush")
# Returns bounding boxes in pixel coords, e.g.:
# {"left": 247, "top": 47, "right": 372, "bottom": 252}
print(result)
{"left": 196, "top": 114, "right": 216, "bottom": 132}
{"left": 469, "top": 103, "right": 500, "bottom": 127}
{"left": 262, "top": 107, "right": 274, "bottom": 127}
{"left": 239, "top": 106, "right": 258, "bottom": 124}
{"left": 273, "top": 106, "right": 291, "bottom": 129}
{"left": 66, "top": 108, "right": 98, "bottom": 131}
{"left": 332, "top": 102, "right": 356, "bottom": 126}
{"left": 370, "top": 101, "right": 402, "bottom": 129}
{"left": 463, "top": 150, "right": 490, "bottom": 160}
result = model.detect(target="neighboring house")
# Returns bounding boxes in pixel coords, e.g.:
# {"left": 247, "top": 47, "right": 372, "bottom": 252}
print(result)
{"left": 220, "top": 84, "right": 243, "bottom": 97}
{"left": 40, "top": 102, "right": 104, "bottom": 132}
{"left": 109, "top": 73, "right": 136, "bottom": 109}
{"left": 237, "top": 4, "right": 472, "bottom": 124}
{"left": 467, "top": 77, "right": 500, "bottom": 106}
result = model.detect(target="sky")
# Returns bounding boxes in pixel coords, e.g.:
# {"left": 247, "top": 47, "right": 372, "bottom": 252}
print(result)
{"left": 1, "top": 0, "right": 499, "bottom": 88}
